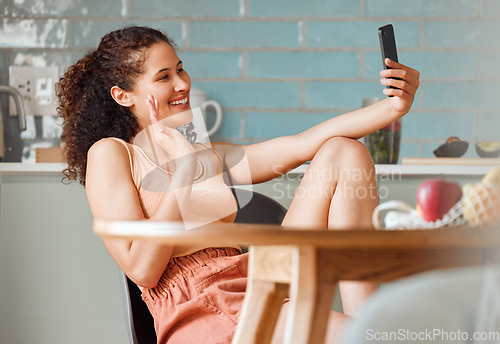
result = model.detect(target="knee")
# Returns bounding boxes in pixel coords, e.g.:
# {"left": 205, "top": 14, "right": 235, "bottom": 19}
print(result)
{"left": 315, "top": 137, "right": 373, "bottom": 167}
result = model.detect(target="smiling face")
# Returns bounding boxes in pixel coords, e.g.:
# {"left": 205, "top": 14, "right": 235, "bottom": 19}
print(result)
{"left": 124, "top": 41, "right": 192, "bottom": 130}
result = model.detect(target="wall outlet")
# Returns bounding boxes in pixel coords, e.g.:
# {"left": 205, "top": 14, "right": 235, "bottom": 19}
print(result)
{"left": 9, "top": 66, "right": 59, "bottom": 116}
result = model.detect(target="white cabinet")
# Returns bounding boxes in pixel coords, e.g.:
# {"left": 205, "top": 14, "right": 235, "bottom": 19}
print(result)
{"left": 0, "top": 174, "right": 129, "bottom": 344}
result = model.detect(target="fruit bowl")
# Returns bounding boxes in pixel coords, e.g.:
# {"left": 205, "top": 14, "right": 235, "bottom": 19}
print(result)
{"left": 475, "top": 141, "right": 500, "bottom": 158}
{"left": 377, "top": 183, "right": 500, "bottom": 229}
{"left": 373, "top": 167, "right": 500, "bottom": 229}
{"left": 461, "top": 182, "right": 500, "bottom": 226}
{"left": 433, "top": 141, "right": 469, "bottom": 157}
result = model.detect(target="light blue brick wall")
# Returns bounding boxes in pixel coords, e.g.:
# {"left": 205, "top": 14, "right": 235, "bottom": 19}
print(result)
{"left": 1, "top": 0, "right": 500, "bottom": 162}
{"left": 194, "top": 81, "right": 302, "bottom": 109}
{"left": 402, "top": 113, "right": 477, "bottom": 140}
{"left": 365, "top": 51, "right": 479, "bottom": 79}
{"left": 424, "top": 82, "right": 500, "bottom": 109}
{"left": 481, "top": 52, "right": 500, "bottom": 79}
{"left": 0, "top": 18, "right": 68, "bottom": 48}
{"left": 306, "top": 21, "right": 420, "bottom": 48}
{"left": 247, "top": 0, "right": 359, "bottom": 17}
{"left": 480, "top": 113, "right": 500, "bottom": 141}
{"left": 483, "top": 0, "right": 500, "bottom": 17}
{"left": 424, "top": 21, "right": 500, "bottom": 48}
{"left": 365, "top": 0, "right": 479, "bottom": 17}
{"left": 306, "top": 82, "right": 381, "bottom": 109}
{"left": 70, "top": 21, "right": 184, "bottom": 47}
{"left": 189, "top": 21, "right": 301, "bottom": 48}
{"left": 11, "top": 0, "right": 126, "bottom": 17}
{"left": 130, "top": 0, "right": 241, "bottom": 18}
{"left": 208, "top": 111, "right": 242, "bottom": 138}
{"left": 247, "top": 52, "right": 359, "bottom": 79}
{"left": 246, "top": 112, "right": 339, "bottom": 139}
{"left": 179, "top": 52, "right": 242, "bottom": 78}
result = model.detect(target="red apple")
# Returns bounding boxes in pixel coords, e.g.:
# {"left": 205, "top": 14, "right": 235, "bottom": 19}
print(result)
{"left": 416, "top": 179, "right": 463, "bottom": 222}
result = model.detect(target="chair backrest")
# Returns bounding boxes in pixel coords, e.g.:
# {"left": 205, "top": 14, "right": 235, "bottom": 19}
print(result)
{"left": 119, "top": 270, "right": 157, "bottom": 344}
{"left": 120, "top": 188, "right": 286, "bottom": 343}
{"left": 231, "top": 187, "right": 287, "bottom": 225}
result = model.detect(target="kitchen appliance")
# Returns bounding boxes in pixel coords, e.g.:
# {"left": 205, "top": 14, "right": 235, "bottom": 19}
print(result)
{"left": 0, "top": 85, "right": 27, "bottom": 131}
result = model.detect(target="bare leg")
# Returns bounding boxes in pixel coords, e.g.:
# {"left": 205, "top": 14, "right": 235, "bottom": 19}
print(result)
{"left": 271, "top": 302, "right": 349, "bottom": 344}
{"left": 282, "top": 137, "right": 379, "bottom": 316}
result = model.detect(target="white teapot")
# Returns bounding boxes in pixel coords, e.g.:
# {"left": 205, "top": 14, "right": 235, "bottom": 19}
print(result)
{"left": 189, "top": 88, "right": 223, "bottom": 142}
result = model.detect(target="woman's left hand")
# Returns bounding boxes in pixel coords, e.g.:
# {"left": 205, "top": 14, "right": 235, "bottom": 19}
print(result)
{"left": 380, "top": 58, "right": 420, "bottom": 117}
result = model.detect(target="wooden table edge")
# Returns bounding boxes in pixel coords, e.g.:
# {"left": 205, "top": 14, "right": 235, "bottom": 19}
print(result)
{"left": 93, "top": 220, "right": 500, "bottom": 249}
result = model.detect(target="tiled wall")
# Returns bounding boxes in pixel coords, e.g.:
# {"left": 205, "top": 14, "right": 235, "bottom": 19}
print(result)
{"left": 1, "top": 0, "right": 500, "bottom": 162}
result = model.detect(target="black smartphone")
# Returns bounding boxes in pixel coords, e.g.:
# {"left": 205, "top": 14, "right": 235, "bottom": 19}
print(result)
{"left": 378, "top": 24, "right": 400, "bottom": 93}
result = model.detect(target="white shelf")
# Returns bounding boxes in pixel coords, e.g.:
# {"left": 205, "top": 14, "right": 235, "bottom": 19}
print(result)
{"left": 288, "top": 163, "right": 492, "bottom": 177}
{"left": 0, "top": 163, "right": 66, "bottom": 174}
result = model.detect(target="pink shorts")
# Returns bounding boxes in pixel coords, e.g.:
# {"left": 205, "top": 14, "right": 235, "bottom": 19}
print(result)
{"left": 142, "top": 247, "right": 248, "bottom": 344}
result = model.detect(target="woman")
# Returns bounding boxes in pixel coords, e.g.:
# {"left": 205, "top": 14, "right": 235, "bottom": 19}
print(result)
{"left": 57, "top": 26, "right": 420, "bottom": 343}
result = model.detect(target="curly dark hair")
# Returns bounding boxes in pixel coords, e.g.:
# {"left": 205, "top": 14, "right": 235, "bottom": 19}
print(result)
{"left": 56, "top": 26, "right": 177, "bottom": 186}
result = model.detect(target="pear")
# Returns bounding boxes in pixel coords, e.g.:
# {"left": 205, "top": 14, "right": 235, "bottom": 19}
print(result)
{"left": 481, "top": 166, "right": 500, "bottom": 185}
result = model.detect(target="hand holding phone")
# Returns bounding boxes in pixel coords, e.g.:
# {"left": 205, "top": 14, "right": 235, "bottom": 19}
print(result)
{"left": 378, "top": 24, "right": 401, "bottom": 94}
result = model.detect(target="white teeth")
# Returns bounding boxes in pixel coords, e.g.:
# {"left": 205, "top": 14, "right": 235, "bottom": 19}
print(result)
{"left": 169, "top": 97, "right": 188, "bottom": 105}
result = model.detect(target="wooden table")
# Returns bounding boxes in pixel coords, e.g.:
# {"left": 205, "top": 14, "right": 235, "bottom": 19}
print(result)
{"left": 94, "top": 221, "right": 500, "bottom": 344}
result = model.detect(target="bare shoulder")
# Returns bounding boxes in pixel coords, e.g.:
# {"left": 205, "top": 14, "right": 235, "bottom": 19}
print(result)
{"left": 86, "top": 138, "right": 143, "bottom": 220}
{"left": 88, "top": 137, "right": 129, "bottom": 160}
{"left": 86, "top": 138, "right": 132, "bottom": 185}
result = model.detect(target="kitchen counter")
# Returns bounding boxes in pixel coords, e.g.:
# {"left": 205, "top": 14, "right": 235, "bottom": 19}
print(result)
{"left": 0, "top": 162, "right": 495, "bottom": 176}
{"left": 1, "top": 162, "right": 491, "bottom": 210}
{"left": 0, "top": 162, "right": 65, "bottom": 174}
{"left": 0, "top": 163, "right": 129, "bottom": 344}
{"left": 0, "top": 160, "right": 494, "bottom": 344}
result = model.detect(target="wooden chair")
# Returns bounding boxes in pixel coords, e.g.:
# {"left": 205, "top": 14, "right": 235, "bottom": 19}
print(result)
{"left": 119, "top": 188, "right": 287, "bottom": 344}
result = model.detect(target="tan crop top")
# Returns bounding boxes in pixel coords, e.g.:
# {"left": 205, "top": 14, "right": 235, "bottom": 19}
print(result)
{"left": 108, "top": 137, "right": 240, "bottom": 257}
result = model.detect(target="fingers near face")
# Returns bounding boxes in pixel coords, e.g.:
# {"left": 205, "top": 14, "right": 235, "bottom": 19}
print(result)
{"left": 145, "top": 95, "right": 158, "bottom": 121}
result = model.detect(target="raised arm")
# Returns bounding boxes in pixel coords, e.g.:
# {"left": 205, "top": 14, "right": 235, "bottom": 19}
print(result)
{"left": 218, "top": 59, "right": 420, "bottom": 185}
